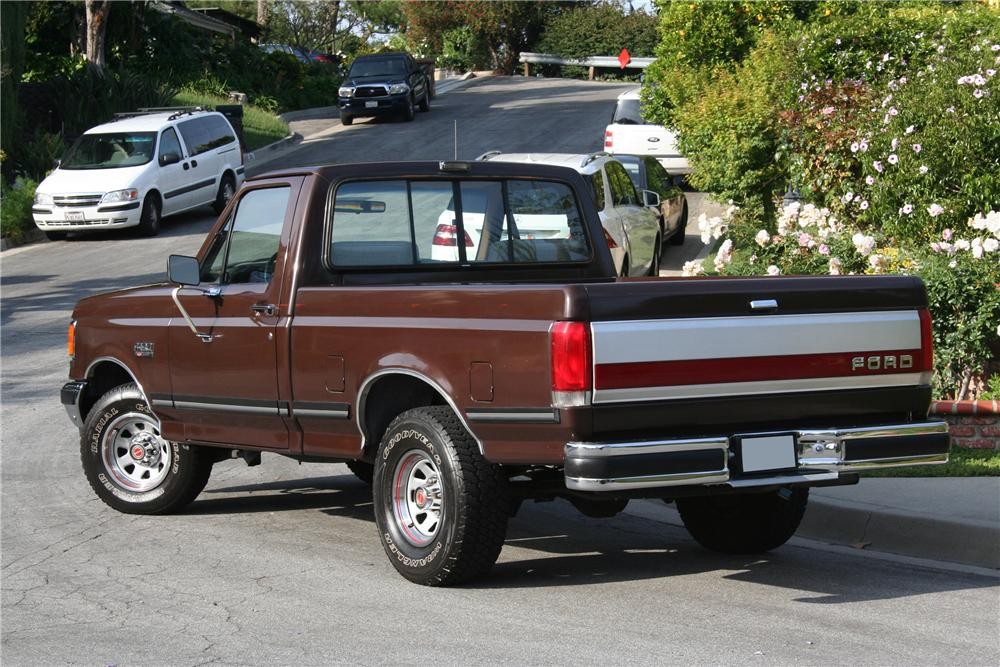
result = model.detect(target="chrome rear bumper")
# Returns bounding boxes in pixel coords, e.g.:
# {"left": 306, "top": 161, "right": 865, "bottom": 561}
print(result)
{"left": 565, "top": 421, "right": 949, "bottom": 491}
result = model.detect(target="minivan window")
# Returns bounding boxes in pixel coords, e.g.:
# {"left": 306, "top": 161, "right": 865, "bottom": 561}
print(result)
{"left": 178, "top": 116, "right": 235, "bottom": 157}
{"left": 158, "top": 128, "right": 182, "bottom": 161}
{"left": 61, "top": 132, "right": 156, "bottom": 170}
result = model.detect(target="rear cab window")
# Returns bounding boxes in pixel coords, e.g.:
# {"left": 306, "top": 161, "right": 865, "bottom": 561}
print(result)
{"left": 327, "top": 177, "right": 591, "bottom": 268}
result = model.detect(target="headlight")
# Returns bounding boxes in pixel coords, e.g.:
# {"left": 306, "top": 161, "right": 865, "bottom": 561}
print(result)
{"left": 339, "top": 86, "right": 354, "bottom": 98}
{"left": 100, "top": 189, "right": 139, "bottom": 204}
{"left": 34, "top": 192, "right": 53, "bottom": 207}
{"left": 388, "top": 83, "right": 410, "bottom": 95}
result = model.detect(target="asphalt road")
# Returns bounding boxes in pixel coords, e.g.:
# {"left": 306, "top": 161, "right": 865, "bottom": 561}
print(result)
{"left": 2, "top": 77, "right": 998, "bottom": 665}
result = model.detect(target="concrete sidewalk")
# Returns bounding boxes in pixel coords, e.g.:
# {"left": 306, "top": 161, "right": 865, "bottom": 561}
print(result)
{"left": 628, "top": 477, "right": 1000, "bottom": 570}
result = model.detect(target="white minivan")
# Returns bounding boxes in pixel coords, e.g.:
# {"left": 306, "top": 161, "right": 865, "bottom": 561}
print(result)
{"left": 32, "top": 109, "right": 245, "bottom": 239}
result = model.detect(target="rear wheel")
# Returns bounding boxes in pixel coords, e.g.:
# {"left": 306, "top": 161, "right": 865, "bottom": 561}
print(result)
{"left": 44, "top": 230, "right": 67, "bottom": 241}
{"left": 212, "top": 174, "right": 236, "bottom": 215}
{"left": 419, "top": 88, "right": 430, "bottom": 112}
{"left": 619, "top": 254, "right": 629, "bottom": 278}
{"left": 669, "top": 201, "right": 688, "bottom": 246}
{"left": 81, "top": 384, "right": 213, "bottom": 515}
{"left": 676, "top": 488, "right": 808, "bottom": 554}
{"left": 137, "top": 193, "right": 161, "bottom": 237}
{"left": 373, "top": 406, "right": 509, "bottom": 586}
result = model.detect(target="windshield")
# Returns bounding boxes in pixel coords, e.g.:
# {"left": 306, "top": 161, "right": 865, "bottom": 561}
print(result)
{"left": 349, "top": 58, "right": 405, "bottom": 78}
{"left": 61, "top": 132, "right": 156, "bottom": 170}
{"left": 612, "top": 99, "right": 645, "bottom": 125}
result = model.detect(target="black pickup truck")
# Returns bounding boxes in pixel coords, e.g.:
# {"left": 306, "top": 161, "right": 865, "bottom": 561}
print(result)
{"left": 62, "top": 159, "right": 949, "bottom": 586}
{"left": 337, "top": 52, "right": 431, "bottom": 125}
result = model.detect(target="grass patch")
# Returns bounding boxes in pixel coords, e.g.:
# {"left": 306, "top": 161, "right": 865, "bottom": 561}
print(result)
{"left": 862, "top": 447, "right": 1000, "bottom": 478}
{"left": 171, "top": 90, "right": 289, "bottom": 151}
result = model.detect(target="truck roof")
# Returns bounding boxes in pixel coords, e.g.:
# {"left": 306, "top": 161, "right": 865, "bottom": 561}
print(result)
{"left": 246, "top": 160, "right": 591, "bottom": 183}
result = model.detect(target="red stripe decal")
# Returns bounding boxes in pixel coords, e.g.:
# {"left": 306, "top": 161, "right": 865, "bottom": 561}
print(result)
{"left": 595, "top": 349, "right": 926, "bottom": 390}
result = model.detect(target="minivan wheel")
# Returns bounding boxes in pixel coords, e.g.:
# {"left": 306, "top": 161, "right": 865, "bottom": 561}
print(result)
{"left": 212, "top": 174, "right": 236, "bottom": 215}
{"left": 137, "top": 194, "right": 161, "bottom": 237}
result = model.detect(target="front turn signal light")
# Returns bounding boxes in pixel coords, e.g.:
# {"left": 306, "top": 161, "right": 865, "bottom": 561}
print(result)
{"left": 67, "top": 321, "right": 76, "bottom": 358}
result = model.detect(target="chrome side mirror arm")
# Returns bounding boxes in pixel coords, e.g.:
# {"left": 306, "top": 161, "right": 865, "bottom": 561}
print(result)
{"left": 171, "top": 286, "right": 217, "bottom": 343}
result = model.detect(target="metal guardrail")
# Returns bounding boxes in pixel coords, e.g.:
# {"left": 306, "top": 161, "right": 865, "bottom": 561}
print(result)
{"left": 518, "top": 52, "right": 655, "bottom": 78}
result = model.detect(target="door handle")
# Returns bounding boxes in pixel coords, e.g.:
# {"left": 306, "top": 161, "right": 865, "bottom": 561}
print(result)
{"left": 182, "top": 162, "right": 189, "bottom": 170}
{"left": 191, "top": 159, "right": 198, "bottom": 168}
{"left": 251, "top": 303, "right": 277, "bottom": 316}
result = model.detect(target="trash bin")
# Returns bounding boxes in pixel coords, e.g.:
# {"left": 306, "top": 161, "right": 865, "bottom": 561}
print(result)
{"left": 215, "top": 104, "right": 246, "bottom": 152}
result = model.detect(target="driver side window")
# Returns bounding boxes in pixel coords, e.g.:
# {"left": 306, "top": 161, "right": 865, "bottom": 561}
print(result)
{"left": 159, "top": 127, "right": 182, "bottom": 161}
{"left": 200, "top": 186, "right": 290, "bottom": 285}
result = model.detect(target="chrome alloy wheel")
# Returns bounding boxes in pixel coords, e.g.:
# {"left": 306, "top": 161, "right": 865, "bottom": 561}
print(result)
{"left": 100, "top": 412, "right": 172, "bottom": 493}
{"left": 391, "top": 450, "right": 444, "bottom": 547}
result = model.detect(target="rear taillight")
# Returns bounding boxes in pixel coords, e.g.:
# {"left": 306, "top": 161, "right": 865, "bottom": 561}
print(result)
{"left": 67, "top": 321, "right": 76, "bottom": 358}
{"left": 550, "top": 321, "right": 592, "bottom": 392}
{"left": 432, "top": 223, "right": 473, "bottom": 247}
{"left": 919, "top": 308, "right": 933, "bottom": 370}
{"left": 604, "top": 129, "right": 613, "bottom": 149}
{"left": 603, "top": 227, "right": 618, "bottom": 249}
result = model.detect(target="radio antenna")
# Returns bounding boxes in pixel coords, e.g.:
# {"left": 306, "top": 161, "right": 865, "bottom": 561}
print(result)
{"left": 454, "top": 120, "right": 458, "bottom": 160}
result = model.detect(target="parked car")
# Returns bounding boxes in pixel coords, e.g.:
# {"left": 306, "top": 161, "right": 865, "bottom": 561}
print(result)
{"left": 604, "top": 88, "right": 689, "bottom": 174}
{"left": 481, "top": 152, "right": 662, "bottom": 276}
{"left": 337, "top": 52, "right": 431, "bottom": 125}
{"left": 32, "top": 109, "right": 245, "bottom": 239}
{"left": 61, "top": 158, "right": 948, "bottom": 586}
{"left": 615, "top": 154, "right": 689, "bottom": 246}
{"left": 258, "top": 42, "right": 332, "bottom": 64}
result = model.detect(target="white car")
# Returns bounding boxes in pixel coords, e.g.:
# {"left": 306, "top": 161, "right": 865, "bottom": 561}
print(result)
{"left": 32, "top": 109, "right": 245, "bottom": 239}
{"left": 603, "top": 88, "right": 689, "bottom": 175}
{"left": 480, "top": 152, "right": 662, "bottom": 277}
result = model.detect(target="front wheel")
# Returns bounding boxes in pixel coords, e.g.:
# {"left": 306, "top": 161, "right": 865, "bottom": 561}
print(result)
{"left": 676, "top": 488, "right": 809, "bottom": 554}
{"left": 212, "top": 174, "right": 236, "bottom": 215}
{"left": 669, "top": 201, "right": 688, "bottom": 246}
{"left": 373, "top": 406, "right": 509, "bottom": 586}
{"left": 137, "top": 194, "right": 161, "bottom": 237}
{"left": 401, "top": 95, "right": 416, "bottom": 122}
{"left": 341, "top": 113, "right": 353, "bottom": 126}
{"left": 647, "top": 235, "right": 661, "bottom": 276}
{"left": 81, "top": 383, "right": 213, "bottom": 515}
{"left": 419, "top": 87, "right": 430, "bottom": 112}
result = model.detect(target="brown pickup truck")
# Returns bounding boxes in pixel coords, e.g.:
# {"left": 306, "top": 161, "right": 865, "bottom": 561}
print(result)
{"left": 62, "top": 160, "right": 949, "bottom": 586}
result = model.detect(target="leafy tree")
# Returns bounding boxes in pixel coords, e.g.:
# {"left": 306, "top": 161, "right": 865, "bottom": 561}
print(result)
{"left": 85, "top": 0, "right": 110, "bottom": 70}
{"left": 538, "top": 2, "right": 659, "bottom": 59}
{"left": 1, "top": 1, "right": 27, "bottom": 181}
{"left": 265, "top": 0, "right": 403, "bottom": 54}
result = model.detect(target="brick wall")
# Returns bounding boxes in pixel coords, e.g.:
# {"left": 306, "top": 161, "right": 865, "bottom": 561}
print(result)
{"left": 930, "top": 400, "right": 1000, "bottom": 450}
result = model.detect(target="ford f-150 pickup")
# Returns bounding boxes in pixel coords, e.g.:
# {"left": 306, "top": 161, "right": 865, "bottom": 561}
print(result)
{"left": 62, "top": 160, "right": 949, "bottom": 586}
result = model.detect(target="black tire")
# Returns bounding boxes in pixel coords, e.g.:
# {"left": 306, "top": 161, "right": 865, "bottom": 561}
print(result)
{"left": 373, "top": 406, "right": 509, "bottom": 586}
{"left": 212, "top": 173, "right": 236, "bottom": 215}
{"left": 669, "top": 200, "right": 688, "bottom": 246}
{"left": 346, "top": 459, "right": 374, "bottom": 484}
{"left": 81, "top": 383, "right": 213, "bottom": 515}
{"left": 619, "top": 254, "right": 629, "bottom": 278}
{"left": 419, "top": 87, "right": 430, "bottom": 112}
{"left": 676, "top": 488, "right": 809, "bottom": 554}
{"left": 44, "top": 230, "right": 67, "bottom": 241}
{"left": 341, "top": 113, "right": 353, "bottom": 126}
{"left": 647, "top": 235, "right": 661, "bottom": 276}
{"left": 402, "top": 95, "right": 416, "bottom": 122}
{"left": 137, "top": 193, "right": 161, "bottom": 237}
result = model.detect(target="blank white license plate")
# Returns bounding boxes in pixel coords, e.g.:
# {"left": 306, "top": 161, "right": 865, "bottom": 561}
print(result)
{"left": 365, "top": 101, "right": 378, "bottom": 108}
{"left": 65, "top": 211, "right": 84, "bottom": 221}
{"left": 741, "top": 435, "right": 797, "bottom": 473}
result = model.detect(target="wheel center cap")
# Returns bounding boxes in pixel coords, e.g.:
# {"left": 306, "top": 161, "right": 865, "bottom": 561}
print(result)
{"left": 130, "top": 444, "right": 146, "bottom": 460}
{"left": 414, "top": 487, "right": 429, "bottom": 509}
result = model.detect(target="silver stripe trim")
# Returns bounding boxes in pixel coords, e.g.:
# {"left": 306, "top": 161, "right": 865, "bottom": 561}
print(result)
{"left": 591, "top": 310, "right": 921, "bottom": 364}
{"left": 798, "top": 421, "right": 948, "bottom": 441}
{"left": 467, "top": 410, "right": 559, "bottom": 423}
{"left": 595, "top": 372, "right": 926, "bottom": 403}
{"left": 567, "top": 469, "right": 730, "bottom": 491}
{"left": 173, "top": 401, "right": 278, "bottom": 415}
{"left": 750, "top": 299, "right": 778, "bottom": 310}
{"left": 294, "top": 408, "right": 350, "bottom": 419}
{"left": 725, "top": 472, "right": 840, "bottom": 487}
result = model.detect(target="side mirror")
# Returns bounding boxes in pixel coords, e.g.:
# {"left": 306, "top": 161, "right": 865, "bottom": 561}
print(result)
{"left": 167, "top": 255, "right": 200, "bottom": 286}
{"left": 159, "top": 152, "right": 180, "bottom": 167}
{"left": 642, "top": 190, "right": 661, "bottom": 208}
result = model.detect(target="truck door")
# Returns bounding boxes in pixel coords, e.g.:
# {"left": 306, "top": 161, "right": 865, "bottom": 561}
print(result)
{"left": 167, "top": 178, "right": 302, "bottom": 450}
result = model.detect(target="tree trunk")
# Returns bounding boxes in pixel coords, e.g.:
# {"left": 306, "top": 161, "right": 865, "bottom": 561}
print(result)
{"left": 257, "top": 0, "right": 269, "bottom": 27}
{"left": 85, "top": 0, "right": 110, "bottom": 71}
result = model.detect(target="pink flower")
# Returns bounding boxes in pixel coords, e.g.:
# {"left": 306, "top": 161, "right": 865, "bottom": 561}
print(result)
{"left": 889, "top": 107, "right": 898, "bottom": 116}
{"left": 928, "top": 204, "right": 945, "bottom": 218}
{"left": 859, "top": 140, "right": 869, "bottom": 152}
{"left": 888, "top": 154, "right": 899, "bottom": 165}
{"left": 850, "top": 142, "right": 860, "bottom": 153}
{"left": 942, "top": 228, "right": 953, "bottom": 240}
{"left": 865, "top": 175, "right": 875, "bottom": 185}
{"left": 819, "top": 244, "right": 830, "bottom": 255}
{"left": 821, "top": 106, "right": 835, "bottom": 115}
{"left": 798, "top": 232, "right": 814, "bottom": 248}
{"left": 873, "top": 160, "right": 884, "bottom": 173}
{"left": 828, "top": 257, "right": 843, "bottom": 275}
{"left": 974, "top": 89, "right": 985, "bottom": 98}
{"left": 859, "top": 200, "right": 869, "bottom": 211}
{"left": 912, "top": 144, "right": 921, "bottom": 153}
{"left": 900, "top": 204, "right": 913, "bottom": 215}
{"left": 919, "top": 165, "right": 929, "bottom": 174}
{"left": 930, "top": 242, "right": 942, "bottom": 252}
{"left": 767, "top": 265, "right": 781, "bottom": 276}
{"left": 904, "top": 125, "right": 915, "bottom": 135}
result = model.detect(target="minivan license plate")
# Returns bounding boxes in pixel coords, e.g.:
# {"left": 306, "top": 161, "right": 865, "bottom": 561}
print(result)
{"left": 740, "top": 434, "right": 797, "bottom": 473}
{"left": 65, "top": 211, "right": 84, "bottom": 221}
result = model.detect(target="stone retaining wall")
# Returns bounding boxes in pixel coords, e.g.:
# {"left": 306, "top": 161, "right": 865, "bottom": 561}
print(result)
{"left": 930, "top": 400, "right": 1000, "bottom": 449}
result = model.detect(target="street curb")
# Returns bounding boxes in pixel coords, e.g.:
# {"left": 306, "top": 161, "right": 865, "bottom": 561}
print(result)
{"left": 799, "top": 497, "right": 1000, "bottom": 569}
{"left": 627, "top": 497, "right": 998, "bottom": 570}
{"left": 245, "top": 131, "right": 303, "bottom": 163}
{"left": 1, "top": 228, "right": 47, "bottom": 252}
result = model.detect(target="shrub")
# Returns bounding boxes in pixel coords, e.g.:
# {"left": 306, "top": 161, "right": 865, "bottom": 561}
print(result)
{"left": 439, "top": 26, "right": 491, "bottom": 72}
{"left": 538, "top": 3, "right": 659, "bottom": 60}
{"left": 16, "top": 131, "right": 65, "bottom": 182}
{"left": 0, "top": 178, "right": 37, "bottom": 243}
